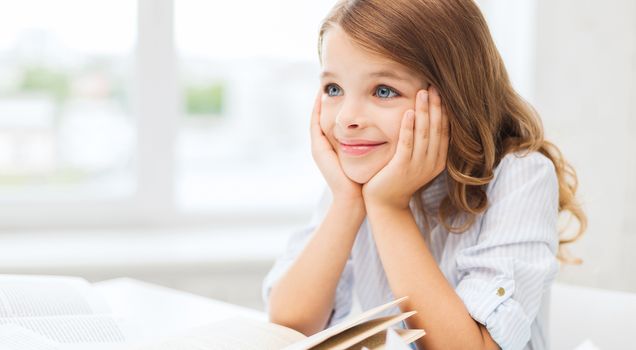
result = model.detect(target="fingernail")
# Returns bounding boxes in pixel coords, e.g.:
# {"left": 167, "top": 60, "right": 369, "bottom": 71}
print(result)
{"left": 418, "top": 90, "right": 428, "bottom": 103}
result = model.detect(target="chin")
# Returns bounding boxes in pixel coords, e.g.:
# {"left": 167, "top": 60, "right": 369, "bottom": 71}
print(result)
{"left": 341, "top": 165, "right": 377, "bottom": 184}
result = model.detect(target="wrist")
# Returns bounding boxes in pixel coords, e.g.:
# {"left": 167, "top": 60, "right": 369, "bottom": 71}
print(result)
{"left": 363, "top": 193, "right": 411, "bottom": 212}
{"left": 364, "top": 201, "right": 414, "bottom": 235}
{"left": 364, "top": 199, "right": 411, "bottom": 216}
{"left": 331, "top": 196, "right": 366, "bottom": 215}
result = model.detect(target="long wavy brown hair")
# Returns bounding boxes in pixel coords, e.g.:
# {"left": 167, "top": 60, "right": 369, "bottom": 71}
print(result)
{"left": 318, "top": 0, "right": 586, "bottom": 263}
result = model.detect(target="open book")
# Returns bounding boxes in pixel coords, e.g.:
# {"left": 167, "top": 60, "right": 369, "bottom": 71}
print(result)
{"left": 0, "top": 274, "right": 135, "bottom": 350}
{"left": 136, "top": 296, "right": 425, "bottom": 350}
{"left": 0, "top": 274, "right": 424, "bottom": 350}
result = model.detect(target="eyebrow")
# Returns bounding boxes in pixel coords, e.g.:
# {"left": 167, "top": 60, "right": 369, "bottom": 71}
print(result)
{"left": 320, "top": 70, "right": 411, "bottom": 82}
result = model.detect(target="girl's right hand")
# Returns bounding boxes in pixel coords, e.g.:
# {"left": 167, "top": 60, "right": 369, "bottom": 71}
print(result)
{"left": 310, "top": 90, "right": 364, "bottom": 204}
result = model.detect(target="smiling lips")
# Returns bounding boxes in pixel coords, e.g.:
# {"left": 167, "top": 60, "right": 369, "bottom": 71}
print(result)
{"left": 338, "top": 139, "right": 387, "bottom": 156}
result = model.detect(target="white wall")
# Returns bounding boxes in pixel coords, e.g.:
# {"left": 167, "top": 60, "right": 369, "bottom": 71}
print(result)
{"left": 534, "top": 0, "right": 636, "bottom": 292}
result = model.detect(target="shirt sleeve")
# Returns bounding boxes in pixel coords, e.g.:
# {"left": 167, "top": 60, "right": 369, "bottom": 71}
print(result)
{"left": 454, "top": 152, "right": 560, "bottom": 350}
{"left": 261, "top": 188, "right": 355, "bottom": 330}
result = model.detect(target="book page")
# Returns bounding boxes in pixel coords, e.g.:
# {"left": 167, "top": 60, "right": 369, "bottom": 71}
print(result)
{"left": 0, "top": 315, "right": 127, "bottom": 344}
{"left": 0, "top": 275, "right": 110, "bottom": 317}
{"left": 310, "top": 311, "right": 417, "bottom": 350}
{"left": 135, "top": 317, "right": 306, "bottom": 350}
{"left": 284, "top": 296, "right": 409, "bottom": 350}
{"left": 0, "top": 324, "right": 60, "bottom": 350}
{"left": 356, "top": 329, "right": 425, "bottom": 350}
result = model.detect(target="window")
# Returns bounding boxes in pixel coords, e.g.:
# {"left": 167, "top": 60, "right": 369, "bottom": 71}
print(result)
{"left": 477, "top": 0, "right": 537, "bottom": 101}
{"left": 0, "top": 0, "right": 136, "bottom": 201}
{"left": 174, "top": 0, "right": 332, "bottom": 215}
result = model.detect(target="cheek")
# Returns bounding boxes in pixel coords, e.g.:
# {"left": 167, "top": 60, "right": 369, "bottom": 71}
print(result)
{"left": 319, "top": 114, "right": 334, "bottom": 132}
{"left": 319, "top": 105, "right": 337, "bottom": 135}
{"left": 380, "top": 113, "right": 405, "bottom": 145}
{"left": 388, "top": 123, "right": 402, "bottom": 144}
{"left": 377, "top": 111, "right": 408, "bottom": 159}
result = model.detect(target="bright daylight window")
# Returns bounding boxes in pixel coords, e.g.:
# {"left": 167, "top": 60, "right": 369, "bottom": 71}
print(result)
{"left": 0, "top": 0, "right": 136, "bottom": 201}
{"left": 174, "top": 0, "right": 333, "bottom": 215}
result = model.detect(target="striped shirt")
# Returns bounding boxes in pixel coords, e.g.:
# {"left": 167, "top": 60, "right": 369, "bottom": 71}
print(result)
{"left": 262, "top": 151, "right": 559, "bottom": 350}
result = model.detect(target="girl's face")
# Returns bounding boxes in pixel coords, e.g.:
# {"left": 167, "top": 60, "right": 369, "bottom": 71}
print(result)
{"left": 320, "top": 26, "right": 427, "bottom": 184}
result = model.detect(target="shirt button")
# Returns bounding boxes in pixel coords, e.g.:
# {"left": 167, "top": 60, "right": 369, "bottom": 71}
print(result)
{"left": 497, "top": 287, "right": 505, "bottom": 296}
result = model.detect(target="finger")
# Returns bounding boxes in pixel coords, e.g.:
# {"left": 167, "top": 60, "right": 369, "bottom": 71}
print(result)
{"left": 394, "top": 109, "right": 415, "bottom": 163}
{"left": 426, "top": 85, "right": 443, "bottom": 164}
{"left": 412, "top": 89, "right": 430, "bottom": 161}
{"left": 310, "top": 89, "right": 322, "bottom": 137}
{"left": 310, "top": 89, "right": 331, "bottom": 150}
{"left": 437, "top": 104, "right": 450, "bottom": 172}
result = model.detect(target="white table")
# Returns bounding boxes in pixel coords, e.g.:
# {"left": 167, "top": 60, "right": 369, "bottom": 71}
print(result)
{"left": 94, "top": 277, "right": 268, "bottom": 342}
{"left": 550, "top": 283, "right": 636, "bottom": 349}
{"left": 94, "top": 278, "right": 636, "bottom": 350}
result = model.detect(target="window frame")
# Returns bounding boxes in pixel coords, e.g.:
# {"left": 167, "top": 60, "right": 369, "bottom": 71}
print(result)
{"left": 0, "top": 0, "right": 178, "bottom": 229}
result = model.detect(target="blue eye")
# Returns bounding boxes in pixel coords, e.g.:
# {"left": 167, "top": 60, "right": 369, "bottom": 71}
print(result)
{"left": 325, "top": 84, "right": 342, "bottom": 97}
{"left": 375, "top": 85, "right": 398, "bottom": 99}
{"left": 323, "top": 83, "right": 399, "bottom": 99}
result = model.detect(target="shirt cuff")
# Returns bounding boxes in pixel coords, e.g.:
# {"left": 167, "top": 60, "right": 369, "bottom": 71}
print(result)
{"left": 456, "top": 276, "right": 531, "bottom": 350}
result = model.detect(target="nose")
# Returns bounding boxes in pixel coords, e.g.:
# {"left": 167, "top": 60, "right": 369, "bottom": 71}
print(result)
{"left": 335, "top": 97, "right": 368, "bottom": 129}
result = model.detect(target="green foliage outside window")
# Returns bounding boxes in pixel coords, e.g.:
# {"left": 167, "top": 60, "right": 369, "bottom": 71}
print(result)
{"left": 185, "top": 82, "right": 224, "bottom": 117}
{"left": 18, "top": 66, "right": 70, "bottom": 102}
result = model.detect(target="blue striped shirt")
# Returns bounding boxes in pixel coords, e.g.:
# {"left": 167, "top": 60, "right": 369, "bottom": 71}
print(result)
{"left": 262, "top": 151, "right": 559, "bottom": 350}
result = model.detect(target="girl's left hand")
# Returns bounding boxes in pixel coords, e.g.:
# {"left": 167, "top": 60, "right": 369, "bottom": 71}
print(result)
{"left": 362, "top": 85, "right": 450, "bottom": 211}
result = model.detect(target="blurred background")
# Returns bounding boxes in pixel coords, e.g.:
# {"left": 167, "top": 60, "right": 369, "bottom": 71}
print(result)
{"left": 0, "top": 0, "right": 634, "bottom": 312}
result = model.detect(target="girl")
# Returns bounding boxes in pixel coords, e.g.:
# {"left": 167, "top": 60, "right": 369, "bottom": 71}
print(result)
{"left": 262, "top": 1, "right": 586, "bottom": 349}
